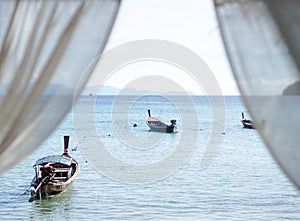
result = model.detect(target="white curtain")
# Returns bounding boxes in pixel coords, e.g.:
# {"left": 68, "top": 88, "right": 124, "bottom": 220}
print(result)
{"left": 214, "top": 0, "right": 300, "bottom": 189}
{"left": 0, "top": 0, "right": 120, "bottom": 173}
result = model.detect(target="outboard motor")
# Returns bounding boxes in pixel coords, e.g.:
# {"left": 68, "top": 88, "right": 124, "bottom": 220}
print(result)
{"left": 170, "top": 119, "right": 176, "bottom": 126}
{"left": 166, "top": 119, "right": 177, "bottom": 133}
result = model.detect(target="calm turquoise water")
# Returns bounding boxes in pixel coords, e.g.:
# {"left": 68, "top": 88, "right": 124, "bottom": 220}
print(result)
{"left": 0, "top": 96, "right": 299, "bottom": 220}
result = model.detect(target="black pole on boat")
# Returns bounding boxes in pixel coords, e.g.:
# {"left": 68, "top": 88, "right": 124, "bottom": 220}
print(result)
{"left": 63, "top": 136, "right": 70, "bottom": 157}
{"left": 242, "top": 112, "right": 245, "bottom": 119}
{"left": 148, "top": 109, "right": 151, "bottom": 117}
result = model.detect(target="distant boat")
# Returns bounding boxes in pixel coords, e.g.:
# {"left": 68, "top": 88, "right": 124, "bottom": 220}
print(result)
{"left": 241, "top": 112, "right": 255, "bottom": 129}
{"left": 146, "top": 110, "right": 177, "bottom": 133}
{"left": 29, "top": 136, "right": 80, "bottom": 202}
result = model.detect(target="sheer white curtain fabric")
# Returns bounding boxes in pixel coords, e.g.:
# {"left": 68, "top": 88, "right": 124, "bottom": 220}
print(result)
{"left": 214, "top": 0, "right": 300, "bottom": 189}
{"left": 0, "top": 0, "right": 120, "bottom": 173}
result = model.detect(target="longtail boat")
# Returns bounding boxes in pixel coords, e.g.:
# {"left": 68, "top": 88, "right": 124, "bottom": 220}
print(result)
{"left": 146, "top": 110, "right": 177, "bottom": 133}
{"left": 241, "top": 112, "right": 255, "bottom": 129}
{"left": 29, "top": 136, "right": 80, "bottom": 202}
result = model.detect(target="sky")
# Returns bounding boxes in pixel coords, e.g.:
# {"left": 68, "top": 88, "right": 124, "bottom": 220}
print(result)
{"left": 87, "top": 0, "right": 239, "bottom": 95}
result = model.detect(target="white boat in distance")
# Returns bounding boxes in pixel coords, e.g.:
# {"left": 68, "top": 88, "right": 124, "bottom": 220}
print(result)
{"left": 146, "top": 110, "right": 177, "bottom": 133}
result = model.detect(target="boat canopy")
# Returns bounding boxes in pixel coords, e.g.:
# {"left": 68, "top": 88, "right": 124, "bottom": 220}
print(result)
{"left": 35, "top": 155, "right": 72, "bottom": 166}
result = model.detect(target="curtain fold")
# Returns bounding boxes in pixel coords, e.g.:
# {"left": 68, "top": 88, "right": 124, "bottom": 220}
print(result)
{"left": 214, "top": 0, "right": 300, "bottom": 189}
{"left": 0, "top": 0, "right": 120, "bottom": 173}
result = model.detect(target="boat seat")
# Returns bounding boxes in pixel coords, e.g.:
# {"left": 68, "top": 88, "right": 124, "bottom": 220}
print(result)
{"left": 54, "top": 168, "right": 70, "bottom": 173}
{"left": 53, "top": 176, "right": 67, "bottom": 181}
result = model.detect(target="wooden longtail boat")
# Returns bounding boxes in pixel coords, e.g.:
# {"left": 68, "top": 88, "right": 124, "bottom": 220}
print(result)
{"left": 29, "top": 136, "right": 80, "bottom": 202}
{"left": 146, "top": 110, "right": 177, "bottom": 133}
{"left": 241, "top": 112, "right": 255, "bottom": 129}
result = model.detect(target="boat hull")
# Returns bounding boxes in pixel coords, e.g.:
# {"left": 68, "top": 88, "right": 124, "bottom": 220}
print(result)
{"left": 146, "top": 121, "right": 177, "bottom": 133}
{"left": 146, "top": 110, "right": 177, "bottom": 133}
{"left": 42, "top": 161, "right": 79, "bottom": 196}
{"left": 30, "top": 158, "right": 80, "bottom": 201}
{"left": 241, "top": 120, "right": 255, "bottom": 129}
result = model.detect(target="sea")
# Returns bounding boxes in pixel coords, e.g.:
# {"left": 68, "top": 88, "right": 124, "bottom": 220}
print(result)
{"left": 0, "top": 95, "right": 299, "bottom": 221}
